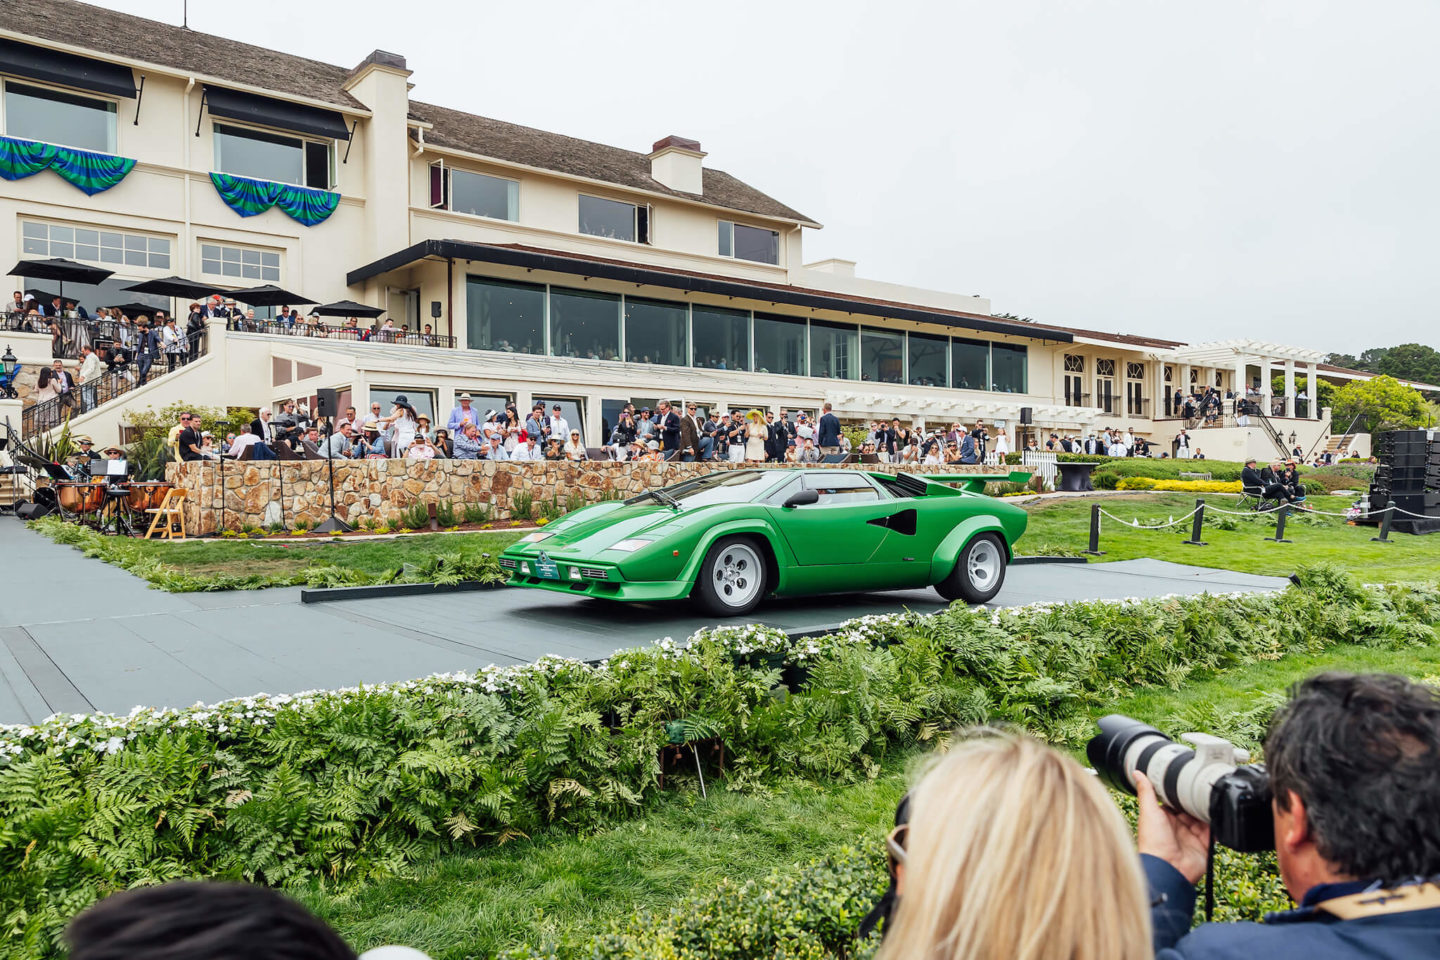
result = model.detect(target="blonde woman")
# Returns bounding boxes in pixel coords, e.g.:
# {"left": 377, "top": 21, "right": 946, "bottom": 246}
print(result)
{"left": 878, "top": 730, "right": 1151, "bottom": 960}
{"left": 744, "top": 410, "right": 768, "bottom": 462}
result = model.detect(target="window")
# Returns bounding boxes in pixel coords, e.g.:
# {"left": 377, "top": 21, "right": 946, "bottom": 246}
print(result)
{"left": 804, "top": 472, "right": 881, "bottom": 504}
{"left": 200, "top": 243, "right": 280, "bottom": 281}
{"left": 534, "top": 397, "right": 585, "bottom": 445}
{"left": 214, "top": 122, "right": 332, "bottom": 188}
{"left": 861, "top": 327, "right": 905, "bottom": 384}
{"left": 1126, "top": 362, "right": 1145, "bottom": 380}
{"left": 624, "top": 297, "right": 687, "bottom": 366}
{"left": 1064, "top": 354, "right": 1085, "bottom": 373}
{"left": 692, "top": 304, "right": 750, "bottom": 371}
{"left": 753, "top": 313, "right": 807, "bottom": 376}
{"left": 370, "top": 389, "right": 435, "bottom": 426}
{"left": 465, "top": 276, "right": 545, "bottom": 354}
{"left": 23, "top": 221, "right": 170, "bottom": 269}
{"left": 951, "top": 338, "right": 989, "bottom": 390}
{"left": 809, "top": 320, "right": 857, "bottom": 380}
{"left": 991, "top": 343, "right": 1028, "bottom": 393}
{"left": 3, "top": 81, "right": 116, "bottom": 153}
{"left": 450, "top": 168, "right": 518, "bottom": 221}
{"left": 718, "top": 221, "right": 780, "bottom": 265}
{"left": 908, "top": 333, "right": 947, "bottom": 387}
{"left": 579, "top": 194, "right": 649, "bottom": 243}
{"left": 550, "top": 287, "right": 620, "bottom": 360}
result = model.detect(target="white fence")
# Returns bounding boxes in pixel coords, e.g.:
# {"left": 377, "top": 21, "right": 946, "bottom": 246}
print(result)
{"left": 1022, "top": 450, "right": 1058, "bottom": 489}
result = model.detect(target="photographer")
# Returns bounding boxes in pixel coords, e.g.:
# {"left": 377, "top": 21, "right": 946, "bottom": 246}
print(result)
{"left": 1137, "top": 673, "right": 1440, "bottom": 958}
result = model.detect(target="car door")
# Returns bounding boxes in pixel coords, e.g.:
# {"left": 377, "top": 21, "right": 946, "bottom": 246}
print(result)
{"left": 766, "top": 472, "right": 917, "bottom": 590}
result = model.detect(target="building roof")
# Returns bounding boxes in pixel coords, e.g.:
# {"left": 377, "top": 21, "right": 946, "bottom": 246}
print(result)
{"left": 348, "top": 238, "right": 1072, "bottom": 343}
{"left": 1, "top": 0, "right": 366, "bottom": 110}
{"left": 1318, "top": 363, "right": 1440, "bottom": 392}
{"left": 2, "top": 0, "right": 815, "bottom": 224}
{"left": 406, "top": 100, "right": 816, "bottom": 225}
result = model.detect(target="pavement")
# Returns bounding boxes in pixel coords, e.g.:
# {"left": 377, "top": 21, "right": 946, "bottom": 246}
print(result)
{"left": 0, "top": 518, "right": 1289, "bottom": 725}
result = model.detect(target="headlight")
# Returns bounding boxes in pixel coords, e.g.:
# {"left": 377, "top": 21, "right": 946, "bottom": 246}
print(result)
{"left": 609, "top": 538, "right": 654, "bottom": 553}
{"left": 519, "top": 531, "right": 551, "bottom": 544}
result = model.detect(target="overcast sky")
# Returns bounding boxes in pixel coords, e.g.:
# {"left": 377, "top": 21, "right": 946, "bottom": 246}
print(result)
{"left": 95, "top": 0, "right": 1440, "bottom": 354}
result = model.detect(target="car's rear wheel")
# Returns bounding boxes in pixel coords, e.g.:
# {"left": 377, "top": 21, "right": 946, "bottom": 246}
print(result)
{"left": 935, "top": 533, "right": 1007, "bottom": 604}
{"left": 694, "top": 537, "right": 767, "bottom": 617}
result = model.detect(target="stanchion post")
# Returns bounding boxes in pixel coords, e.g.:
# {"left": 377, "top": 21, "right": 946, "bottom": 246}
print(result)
{"left": 1084, "top": 502, "right": 1105, "bottom": 556}
{"left": 1371, "top": 500, "right": 1395, "bottom": 543}
{"left": 1266, "top": 504, "right": 1293, "bottom": 543}
{"left": 1182, "top": 498, "right": 1207, "bottom": 546}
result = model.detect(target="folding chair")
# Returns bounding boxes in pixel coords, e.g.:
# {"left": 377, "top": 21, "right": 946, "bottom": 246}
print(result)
{"left": 144, "top": 489, "right": 187, "bottom": 540}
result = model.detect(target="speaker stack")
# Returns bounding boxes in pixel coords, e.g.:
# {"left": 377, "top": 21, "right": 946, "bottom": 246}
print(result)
{"left": 1365, "top": 429, "right": 1440, "bottom": 535}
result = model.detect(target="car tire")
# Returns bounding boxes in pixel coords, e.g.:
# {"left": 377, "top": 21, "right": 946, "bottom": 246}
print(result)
{"left": 693, "top": 537, "right": 767, "bottom": 617}
{"left": 935, "top": 533, "right": 1007, "bottom": 605}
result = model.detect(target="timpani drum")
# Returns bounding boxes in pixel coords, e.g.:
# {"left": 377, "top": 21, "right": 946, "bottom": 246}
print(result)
{"left": 56, "top": 481, "right": 106, "bottom": 515}
{"left": 126, "top": 481, "right": 173, "bottom": 513}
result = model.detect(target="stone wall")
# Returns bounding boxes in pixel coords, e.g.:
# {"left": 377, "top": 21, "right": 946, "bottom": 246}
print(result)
{"left": 165, "top": 460, "right": 1001, "bottom": 534}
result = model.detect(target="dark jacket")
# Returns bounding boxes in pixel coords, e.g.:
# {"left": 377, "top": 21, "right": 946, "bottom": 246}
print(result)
{"left": 959, "top": 435, "right": 978, "bottom": 464}
{"left": 1146, "top": 855, "right": 1440, "bottom": 960}
{"left": 1242, "top": 465, "right": 1265, "bottom": 490}
{"left": 678, "top": 414, "right": 701, "bottom": 456}
{"left": 656, "top": 411, "right": 681, "bottom": 452}
{"left": 818, "top": 412, "right": 842, "bottom": 447}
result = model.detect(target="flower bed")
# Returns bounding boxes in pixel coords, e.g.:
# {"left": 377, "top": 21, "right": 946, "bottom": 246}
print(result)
{"left": 1116, "top": 477, "right": 1244, "bottom": 493}
{"left": 1, "top": 567, "right": 1436, "bottom": 953}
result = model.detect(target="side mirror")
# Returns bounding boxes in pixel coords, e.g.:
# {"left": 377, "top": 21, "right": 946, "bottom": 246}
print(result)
{"left": 783, "top": 489, "right": 820, "bottom": 509}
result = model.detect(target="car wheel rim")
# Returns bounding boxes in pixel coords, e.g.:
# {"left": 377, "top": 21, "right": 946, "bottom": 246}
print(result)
{"left": 713, "top": 543, "right": 762, "bottom": 607}
{"left": 967, "top": 539, "right": 1000, "bottom": 590}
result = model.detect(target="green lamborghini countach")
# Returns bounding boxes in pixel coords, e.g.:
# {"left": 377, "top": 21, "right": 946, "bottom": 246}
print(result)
{"left": 499, "top": 468, "right": 1029, "bottom": 616}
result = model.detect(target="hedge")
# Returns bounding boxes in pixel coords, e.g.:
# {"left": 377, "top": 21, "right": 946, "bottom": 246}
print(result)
{"left": 1116, "top": 478, "right": 1244, "bottom": 493}
{"left": 2, "top": 568, "right": 1438, "bottom": 956}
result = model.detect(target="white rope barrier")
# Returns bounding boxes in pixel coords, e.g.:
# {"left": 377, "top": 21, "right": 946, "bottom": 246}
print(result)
{"left": 1097, "top": 506, "right": 1202, "bottom": 529}
{"left": 1205, "top": 503, "right": 1287, "bottom": 516}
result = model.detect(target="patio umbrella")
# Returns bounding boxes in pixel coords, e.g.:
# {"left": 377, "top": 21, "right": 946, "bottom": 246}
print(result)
{"left": 105, "top": 302, "right": 165, "bottom": 318}
{"left": 8, "top": 258, "right": 114, "bottom": 306}
{"left": 226, "top": 284, "right": 314, "bottom": 307}
{"left": 121, "top": 276, "right": 222, "bottom": 299}
{"left": 311, "top": 299, "right": 386, "bottom": 318}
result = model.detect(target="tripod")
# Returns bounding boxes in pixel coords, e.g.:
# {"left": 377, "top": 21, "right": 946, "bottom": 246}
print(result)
{"left": 313, "top": 419, "right": 352, "bottom": 534}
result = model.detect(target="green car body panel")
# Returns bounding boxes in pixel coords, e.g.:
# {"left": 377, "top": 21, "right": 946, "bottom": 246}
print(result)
{"left": 499, "top": 469, "right": 1028, "bottom": 603}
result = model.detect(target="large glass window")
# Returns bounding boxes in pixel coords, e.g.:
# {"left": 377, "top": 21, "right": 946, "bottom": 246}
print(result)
{"left": 370, "top": 388, "right": 435, "bottom": 426}
{"left": 952, "top": 338, "right": 989, "bottom": 390}
{"left": 579, "top": 195, "right": 647, "bottom": 243}
{"left": 718, "top": 221, "right": 780, "bottom": 265}
{"left": 991, "top": 343, "right": 1028, "bottom": 393}
{"left": 908, "top": 332, "right": 947, "bottom": 387}
{"left": 466, "top": 276, "right": 545, "bottom": 354}
{"left": 692, "top": 305, "right": 750, "bottom": 371}
{"left": 861, "top": 327, "right": 905, "bottom": 384}
{"left": 753, "top": 313, "right": 806, "bottom": 376}
{"left": 809, "top": 320, "right": 857, "bottom": 380}
{"left": 624, "top": 297, "right": 688, "bottom": 366}
{"left": 550, "top": 287, "right": 620, "bottom": 360}
{"left": 23, "top": 221, "right": 170, "bottom": 269}
{"left": 3, "top": 81, "right": 115, "bottom": 153}
{"left": 214, "top": 123, "right": 331, "bottom": 188}
{"left": 451, "top": 169, "right": 517, "bottom": 220}
{"left": 534, "top": 397, "right": 585, "bottom": 445}
{"left": 200, "top": 242, "right": 280, "bottom": 281}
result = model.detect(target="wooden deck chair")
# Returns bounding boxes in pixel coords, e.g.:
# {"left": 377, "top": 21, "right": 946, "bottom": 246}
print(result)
{"left": 144, "top": 488, "right": 187, "bottom": 540}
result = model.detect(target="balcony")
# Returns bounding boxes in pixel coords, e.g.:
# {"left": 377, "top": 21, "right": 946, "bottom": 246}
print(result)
{"left": 1126, "top": 397, "right": 1151, "bottom": 420}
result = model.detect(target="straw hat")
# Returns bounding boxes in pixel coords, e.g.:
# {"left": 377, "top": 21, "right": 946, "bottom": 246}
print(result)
{"left": 745, "top": 409, "right": 765, "bottom": 422}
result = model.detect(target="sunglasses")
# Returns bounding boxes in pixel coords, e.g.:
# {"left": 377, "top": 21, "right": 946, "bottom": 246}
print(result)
{"left": 886, "top": 823, "right": 909, "bottom": 871}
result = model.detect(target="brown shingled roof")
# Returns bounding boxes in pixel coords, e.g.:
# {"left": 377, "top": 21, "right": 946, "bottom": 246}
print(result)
{"left": 407, "top": 100, "right": 817, "bottom": 225}
{"left": 2, "top": 0, "right": 366, "bottom": 110}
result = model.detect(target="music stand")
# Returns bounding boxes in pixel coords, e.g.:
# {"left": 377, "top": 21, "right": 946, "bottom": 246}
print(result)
{"left": 97, "top": 459, "right": 135, "bottom": 536}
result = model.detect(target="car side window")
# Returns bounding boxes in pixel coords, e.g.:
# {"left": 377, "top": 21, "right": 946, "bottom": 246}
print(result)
{"left": 802, "top": 472, "right": 881, "bottom": 505}
{"left": 764, "top": 475, "right": 806, "bottom": 506}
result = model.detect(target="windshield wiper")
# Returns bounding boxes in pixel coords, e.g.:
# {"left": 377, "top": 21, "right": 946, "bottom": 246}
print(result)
{"left": 652, "top": 488, "right": 681, "bottom": 510}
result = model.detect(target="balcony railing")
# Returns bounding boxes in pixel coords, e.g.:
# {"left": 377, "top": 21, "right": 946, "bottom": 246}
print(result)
{"left": 1126, "top": 397, "right": 1151, "bottom": 419}
{"left": 2, "top": 312, "right": 133, "bottom": 360}
{"left": 21, "top": 329, "right": 209, "bottom": 438}
{"left": 238, "top": 319, "right": 456, "bottom": 349}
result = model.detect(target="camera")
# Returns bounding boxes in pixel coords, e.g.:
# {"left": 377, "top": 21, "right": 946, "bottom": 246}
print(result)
{"left": 1087, "top": 715, "right": 1275, "bottom": 852}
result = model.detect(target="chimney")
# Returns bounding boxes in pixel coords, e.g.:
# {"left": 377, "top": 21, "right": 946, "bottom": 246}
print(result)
{"left": 648, "top": 135, "right": 706, "bottom": 194}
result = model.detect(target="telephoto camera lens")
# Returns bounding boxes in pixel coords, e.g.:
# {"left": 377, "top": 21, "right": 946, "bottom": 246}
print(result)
{"left": 1087, "top": 715, "right": 1275, "bottom": 852}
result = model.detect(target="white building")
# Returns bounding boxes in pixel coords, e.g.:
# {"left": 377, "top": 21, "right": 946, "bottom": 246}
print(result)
{"left": 2, "top": 0, "right": 1424, "bottom": 461}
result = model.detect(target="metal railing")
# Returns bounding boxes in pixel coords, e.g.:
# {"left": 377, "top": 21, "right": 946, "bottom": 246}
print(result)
{"left": 2, "top": 312, "right": 138, "bottom": 359}
{"left": 1125, "top": 397, "right": 1150, "bottom": 419}
{"left": 21, "top": 329, "right": 209, "bottom": 437}
{"left": 237, "top": 319, "right": 456, "bottom": 349}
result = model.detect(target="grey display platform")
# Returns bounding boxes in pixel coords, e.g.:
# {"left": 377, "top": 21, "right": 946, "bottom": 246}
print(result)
{"left": 0, "top": 519, "right": 1288, "bottom": 725}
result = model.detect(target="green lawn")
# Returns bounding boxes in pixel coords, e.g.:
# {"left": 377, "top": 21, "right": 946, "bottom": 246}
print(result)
{"left": 299, "top": 640, "right": 1440, "bottom": 960}
{"left": 1021, "top": 492, "right": 1440, "bottom": 582}
{"left": 149, "top": 529, "right": 523, "bottom": 581}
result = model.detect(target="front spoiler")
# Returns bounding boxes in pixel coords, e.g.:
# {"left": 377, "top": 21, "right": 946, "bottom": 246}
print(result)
{"left": 504, "top": 572, "right": 692, "bottom": 602}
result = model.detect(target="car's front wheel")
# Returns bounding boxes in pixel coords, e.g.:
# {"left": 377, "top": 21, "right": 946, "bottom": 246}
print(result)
{"left": 693, "top": 537, "right": 767, "bottom": 617}
{"left": 935, "top": 533, "right": 1007, "bottom": 604}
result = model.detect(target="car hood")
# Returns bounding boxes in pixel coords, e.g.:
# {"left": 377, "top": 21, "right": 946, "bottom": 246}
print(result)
{"left": 513, "top": 501, "right": 697, "bottom": 554}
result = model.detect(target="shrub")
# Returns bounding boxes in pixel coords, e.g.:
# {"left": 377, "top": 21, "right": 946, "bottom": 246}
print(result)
{"left": 512, "top": 490, "right": 535, "bottom": 521}
{"left": 463, "top": 502, "right": 491, "bottom": 525}
{"left": 1, "top": 568, "right": 1435, "bottom": 951}
{"left": 436, "top": 501, "right": 457, "bottom": 527}
{"left": 402, "top": 501, "right": 431, "bottom": 530}
{"left": 1115, "top": 478, "right": 1242, "bottom": 493}
{"left": 538, "top": 494, "right": 562, "bottom": 522}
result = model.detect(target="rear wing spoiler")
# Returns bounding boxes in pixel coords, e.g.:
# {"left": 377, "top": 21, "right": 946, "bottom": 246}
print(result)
{"left": 925, "top": 471, "right": 1034, "bottom": 494}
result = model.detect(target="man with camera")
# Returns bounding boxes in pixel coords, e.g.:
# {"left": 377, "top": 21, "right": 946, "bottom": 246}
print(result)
{"left": 1127, "top": 673, "right": 1440, "bottom": 958}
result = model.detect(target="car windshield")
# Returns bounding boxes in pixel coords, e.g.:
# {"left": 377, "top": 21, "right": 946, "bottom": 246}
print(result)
{"left": 626, "top": 470, "right": 780, "bottom": 509}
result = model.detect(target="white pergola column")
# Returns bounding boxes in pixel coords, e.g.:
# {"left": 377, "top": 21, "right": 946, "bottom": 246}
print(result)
{"left": 1284, "top": 360, "right": 1296, "bottom": 418}
{"left": 1233, "top": 357, "right": 1248, "bottom": 419}
{"left": 1309, "top": 362, "right": 1321, "bottom": 418}
{"left": 1262, "top": 360, "right": 1274, "bottom": 414}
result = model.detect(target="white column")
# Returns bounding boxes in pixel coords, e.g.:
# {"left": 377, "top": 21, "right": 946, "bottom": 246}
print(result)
{"left": 1262, "top": 360, "right": 1274, "bottom": 414}
{"left": 1233, "top": 357, "right": 1247, "bottom": 420}
{"left": 1283, "top": 360, "right": 1296, "bottom": 418}
{"left": 1309, "top": 362, "right": 1320, "bottom": 419}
